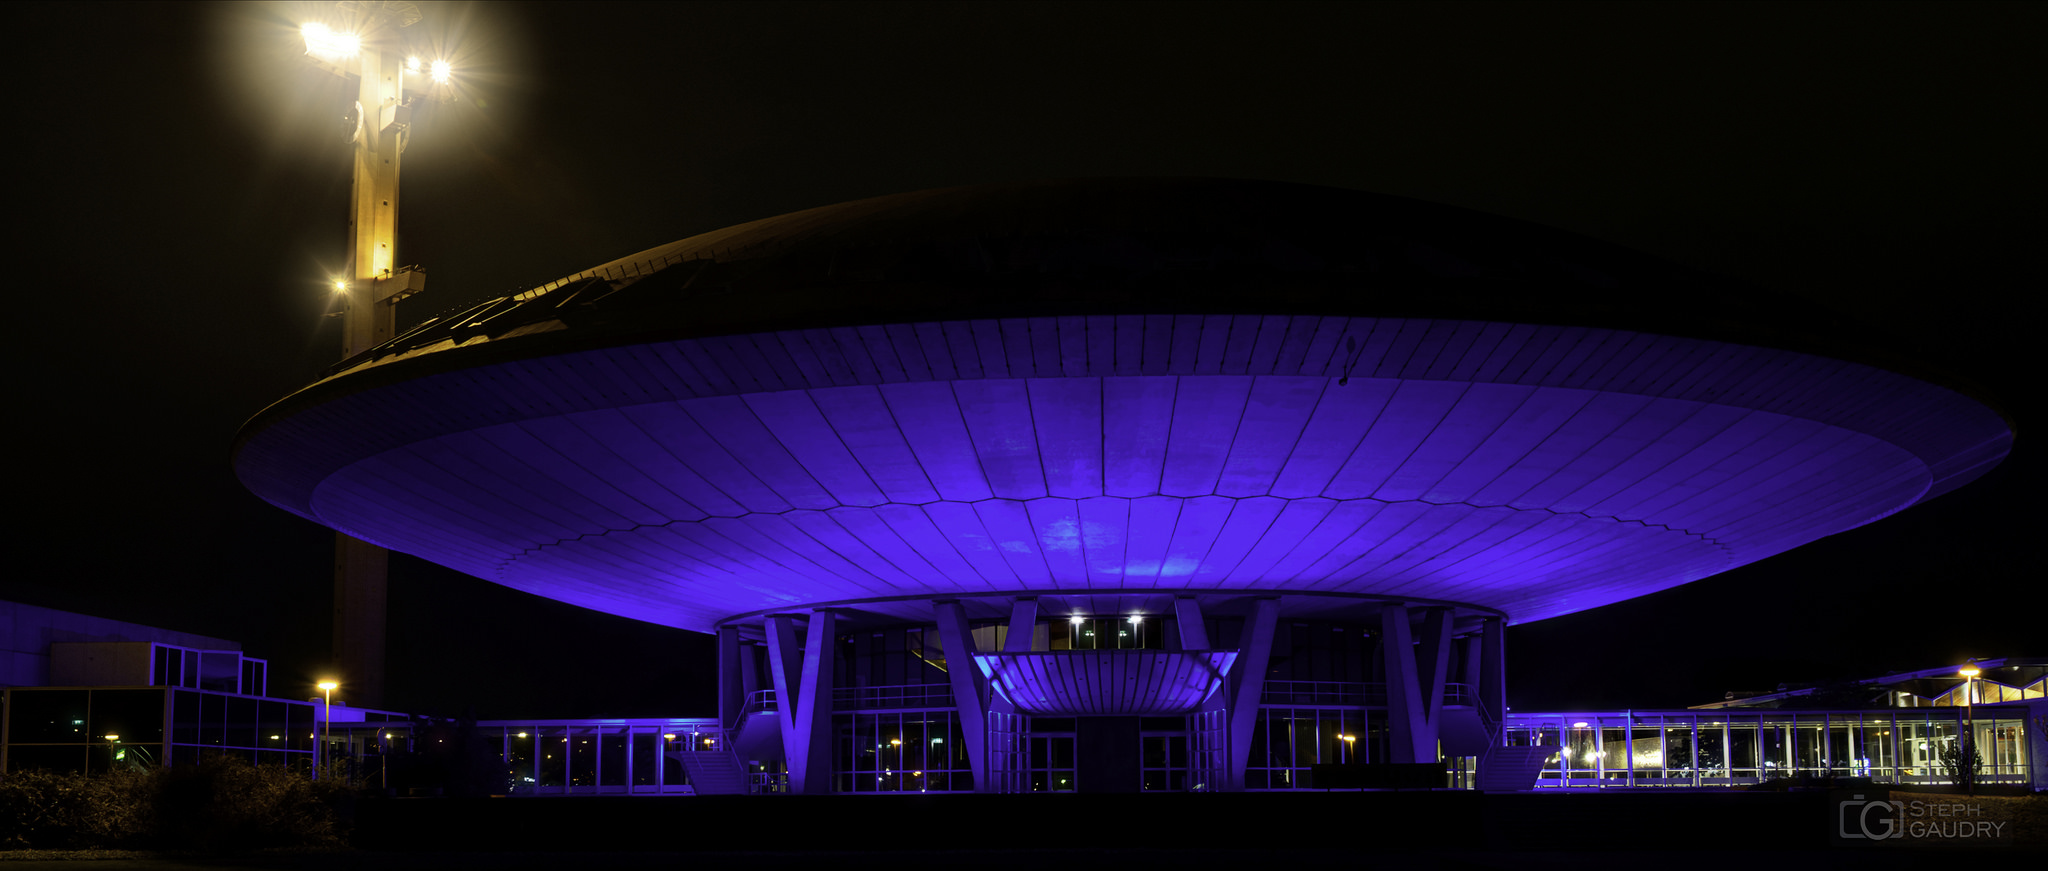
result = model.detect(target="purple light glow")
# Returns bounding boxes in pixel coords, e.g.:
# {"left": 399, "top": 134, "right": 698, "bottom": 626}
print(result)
{"left": 973, "top": 650, "right": 1238, "bottom": 716}
{"left": 241, "top": 315, "right": 2007, "bottom": 631}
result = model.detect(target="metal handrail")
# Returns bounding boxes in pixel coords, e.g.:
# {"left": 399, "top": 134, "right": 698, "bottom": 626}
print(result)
{"left": 1257, "top": 681, "right": 1480, "bottom": 706}
{"left": 833, "top": 683, "right": 955, "bottom": 709}
{"left": 739, "top": 683, "right": 957, "bottom": 714}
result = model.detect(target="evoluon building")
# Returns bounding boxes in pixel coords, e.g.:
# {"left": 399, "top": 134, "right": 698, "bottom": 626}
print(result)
{"left": 232, "top": 178, "right": 2013, "bottom": 794}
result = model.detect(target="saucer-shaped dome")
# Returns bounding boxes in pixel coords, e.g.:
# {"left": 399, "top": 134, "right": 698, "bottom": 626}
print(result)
{"left": 234, "top": 179, "right": 2011, "bottom": 632}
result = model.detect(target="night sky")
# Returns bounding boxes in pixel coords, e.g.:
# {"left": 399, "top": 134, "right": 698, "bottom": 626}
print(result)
{"left": 11, "top": 1, "right": 2037, "bottom": 719}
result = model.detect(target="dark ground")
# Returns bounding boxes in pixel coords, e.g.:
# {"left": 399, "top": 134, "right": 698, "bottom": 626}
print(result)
{"left": 5, "top": 790, "right": 2037, "bottom": 867}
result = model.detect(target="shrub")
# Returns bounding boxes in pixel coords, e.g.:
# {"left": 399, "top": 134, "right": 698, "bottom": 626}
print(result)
{"left": 0, "top": 767, "right": 155, "bottom": 849}
{"left": 0, "top": 757, "right": 361, "bottom": 851}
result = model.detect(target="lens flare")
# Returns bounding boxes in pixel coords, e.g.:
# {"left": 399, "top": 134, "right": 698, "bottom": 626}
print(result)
{"left": 300, "top": 23, "right": 360, "bottom": 60}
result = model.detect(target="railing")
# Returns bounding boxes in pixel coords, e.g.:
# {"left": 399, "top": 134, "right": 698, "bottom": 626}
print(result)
{"left": 739, "top": 684, "right": 959, "bottom": 715}
{"left": 1260, "top": 681, "right": 1479, "bottom": 707}
{"left": 834, "top": 684, "right": 956, "bottom": 709}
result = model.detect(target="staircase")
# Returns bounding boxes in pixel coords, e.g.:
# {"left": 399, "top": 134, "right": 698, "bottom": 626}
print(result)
{"left": 1476, "top": 745, "right": 1560, "bottom": 791}
{"left": 1455, "top": 689, "right": 1557, "bottom": 791}
{"left": 675, "top": 750, "right": 751, "bottom": 794}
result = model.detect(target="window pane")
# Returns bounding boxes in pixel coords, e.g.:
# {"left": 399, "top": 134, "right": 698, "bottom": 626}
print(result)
{"left": 600, "top": 728, "right": 628, "bottom": 787}
{"left": 8, "top": 690, "right": 90, "bottom": 743}
{"left": 632, "top": 731, "right": 659, "bottom": 788}
{"left": 199, "top": 693, "right": 226, "bottom": 747}
{"left": 90, "top": 688, "right": 166, "bottom": 745}
{"left": 8, "top": 745, "right": 86, "bottom": 774}
{"left": 224, "top": 697, "right": 258, "bottom": 749}
{"left": 569, "top": 728, "right": 596, "bottom": 787}
{"left": 538, "top": 728, "right": 566, "bottom": 787}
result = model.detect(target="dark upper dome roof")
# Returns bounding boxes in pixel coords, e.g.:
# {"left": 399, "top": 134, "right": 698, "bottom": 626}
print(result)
{"left": 319, "top": 178, "right": 1907, "bottom": 380}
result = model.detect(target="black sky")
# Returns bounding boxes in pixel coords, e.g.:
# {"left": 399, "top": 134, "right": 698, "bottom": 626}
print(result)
{"left": 10, "top": 1, "right": 2039, "bottom": 717}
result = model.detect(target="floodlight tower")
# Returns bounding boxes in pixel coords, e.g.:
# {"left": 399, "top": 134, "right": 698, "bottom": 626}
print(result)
{"left": 300, "top": 0, "right": 447, "bottom": 707}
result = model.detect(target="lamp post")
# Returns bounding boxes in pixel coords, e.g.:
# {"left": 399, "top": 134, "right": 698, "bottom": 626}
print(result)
{"left": 317, "top": 680, "right": 339, "bottom": 781}
{"left": 298, "top": 2, "right": 449, "bottom": 710}
{"left": 1958, "top": 661, "right": 1980, "bottom": 795}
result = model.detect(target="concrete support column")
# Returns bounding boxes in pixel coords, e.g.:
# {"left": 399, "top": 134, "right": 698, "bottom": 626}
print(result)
{"left": 932, "top": 600, "right": 990, "bottom": 792}
{"left": 332, "top": 532, "right": 387, "bottom": 708}
{"left": 1417, "top": 607, "right": 1453, "bottom": 733}
{"left": 765, "top": 611, "right": 837, "bottom": 794}
{"left": 717, "top": 625, "right": 743, "bottom": 730}
{"left": 1381, "top": 603, "right": 1450, "bottom": 764}
{"left": 1225, "top": 598, "right": 1281, "bottom": 790}
{"left": 1457, "top": 635, "right": 1481, "bottom": 693}
{"left": 1173, "top": 597, "right": 1210, "bottom": 650}
{"left": 1005, "top": 598, "right": 1038, "bottom": 652}
{"left": 740, "top": 641, "right": 761, "bottom": 701}
{"left": 1479, "top": 616, "right": 1506, "bottom": 724}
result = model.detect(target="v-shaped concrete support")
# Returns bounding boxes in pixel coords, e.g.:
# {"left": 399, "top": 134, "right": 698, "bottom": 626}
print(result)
{"left": 1225, "top": 598, "right": 1281, "bottom": 790}
{"left": 932, "top": 600, "right": 990, "bottom": 791}
{"left": 765, "top": 611, "right": 836, "bottom": 794}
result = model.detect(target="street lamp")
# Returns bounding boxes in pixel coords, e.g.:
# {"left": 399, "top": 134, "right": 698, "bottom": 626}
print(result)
{"left": 317, "top": 680, "right": 338, "bottom": 780}
{"left": 1958, "top": 660, "right": 1980, "bottom": 795}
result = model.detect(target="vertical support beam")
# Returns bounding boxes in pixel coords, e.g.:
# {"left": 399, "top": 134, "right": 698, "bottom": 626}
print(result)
{"left": 740, "top": 642, "right": 761, "bottom": 701}
{"left": 793, "top": 610, "right": 836, "bottom": 794}
{"left": 717, "top": 625, "right": 743, "bottom": 731}
{"left": 1457, "top": 635, "right": 1481, "bottom": 694}
{"left": 764, "top": 612, "right": 837, "bottom": 794}
{"left": 1225, "top": 598, "right": 1281, "bottom": 790}
{"left": 332, "top": 532, "right": 387, "bottom": 708}
{"left": 765, "top": 615, "right": 802, "bottom": 714}
{"left": 1480, "top": 616, "right": 1506, "bottom": 725}
{"left": 1173, "top": 597, "right": 1210, "bottom": 650}
{"left": 1625, "top": 713, "right": 1636, "bottom": 785}
{"left": 1004, "top": 598, "right": 1038, "bottom": 652}
{"left": 1380, "top": 603, "right": 1432, "bottom": 764}
{"left": 932, "top": 600, "right": 989, "bottom": 792}
{"left": 1416, "top": 607, "right": 1453, "bottom": 736}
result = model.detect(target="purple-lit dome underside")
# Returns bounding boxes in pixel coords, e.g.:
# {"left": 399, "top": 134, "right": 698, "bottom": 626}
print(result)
{"left": 235, "top": 314, "right": 2009, "bottom": 633}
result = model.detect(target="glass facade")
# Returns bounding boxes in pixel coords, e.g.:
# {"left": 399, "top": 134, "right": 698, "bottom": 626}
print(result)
{"left": 1, "top": 687, "right": 331, "bottom": 775}
{"left": 833, "top": 711, "right": 972, "bottom": 792}
{"left": 460, "top": 721, "right": 717, "bottom": 795}
{"left": 1507, "top": 707, "right": 2034, "bottom": 787}
{"left": 1245, "top": 708, "right": 1371, "bottom": 789}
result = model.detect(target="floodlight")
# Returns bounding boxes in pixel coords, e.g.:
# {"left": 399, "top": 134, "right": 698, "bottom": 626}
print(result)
{"left": 430, "top": 59, "right": 452, "bottom": 85}
{"left": 1069, "top": 615, "right": 1084, "bottom": 625}
{"left": 301, "top": 23, "right": 360, "bottom": 60}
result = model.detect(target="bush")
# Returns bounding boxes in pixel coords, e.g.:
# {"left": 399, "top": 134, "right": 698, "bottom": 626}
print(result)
{"left": 0, "top": 757, "right": 361, "bottom": 851}
{"left": 0, "top": 768, "right": 155, "bottom": 849}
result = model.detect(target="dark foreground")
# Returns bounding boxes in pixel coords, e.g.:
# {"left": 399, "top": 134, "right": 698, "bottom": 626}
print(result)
{"left": 4, "top": 790, "right": 2038, "bottom": 868}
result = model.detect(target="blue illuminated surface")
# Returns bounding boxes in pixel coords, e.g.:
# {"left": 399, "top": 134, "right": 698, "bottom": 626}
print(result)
{"left": 973, "top": 650, "right": 1238, "bottom": 716}
{"left": 233, "top": 181, "right": 2011, "bottom": 632}
{"left": 239, "top": 315, "right": 2007, "bottom": 631}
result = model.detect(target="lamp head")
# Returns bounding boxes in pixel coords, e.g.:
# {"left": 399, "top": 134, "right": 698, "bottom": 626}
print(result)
{"left": 317, "top": 680, "right": 339, "bottom": 691}
{"left": 301, "top": 23, "right": 360, "bottom": 60}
